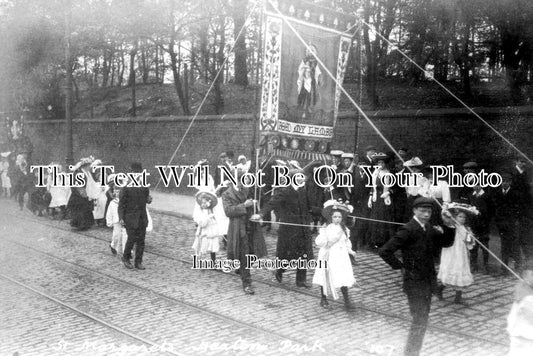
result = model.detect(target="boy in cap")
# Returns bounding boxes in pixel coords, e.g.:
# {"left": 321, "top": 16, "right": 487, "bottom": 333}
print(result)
{"left": 379, "top": 197, "right": 455, "bottom": 356}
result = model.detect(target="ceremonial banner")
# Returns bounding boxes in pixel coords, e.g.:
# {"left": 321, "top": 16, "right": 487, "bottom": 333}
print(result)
{"left": 259, "top": 1, "right": 354, "bottom": 160}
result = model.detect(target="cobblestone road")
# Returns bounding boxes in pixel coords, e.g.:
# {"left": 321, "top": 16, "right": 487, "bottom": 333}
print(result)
{"left": 0, "top": 198, "right": 513, "bottom": 356}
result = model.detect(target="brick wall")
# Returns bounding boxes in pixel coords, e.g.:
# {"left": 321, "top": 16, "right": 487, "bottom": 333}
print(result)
{"left": 11, "top": 106, "right": 533, "bottom": 194}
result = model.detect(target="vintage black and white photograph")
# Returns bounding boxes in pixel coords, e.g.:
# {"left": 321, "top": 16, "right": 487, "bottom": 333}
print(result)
{"left": 1, "top": 0, "right": 533, "bottom": 355}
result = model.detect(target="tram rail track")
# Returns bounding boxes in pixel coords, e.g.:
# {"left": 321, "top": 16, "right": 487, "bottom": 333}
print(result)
{"left": 0, "top": 273, "right": 184, "bottom": 356}
{"left": 1, "top": 217, "right": 360, "bottom": 356}
{"left": 5, "top": 208, "right": 509, "bottom": 349}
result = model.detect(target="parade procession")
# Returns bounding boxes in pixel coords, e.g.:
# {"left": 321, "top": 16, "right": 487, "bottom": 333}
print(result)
{"left": 1, "top": 0, "right": 533, "bottom": 355}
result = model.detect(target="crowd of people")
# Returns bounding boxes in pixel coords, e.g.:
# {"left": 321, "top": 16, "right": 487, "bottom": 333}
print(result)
{"left": 191, "top": 147, "right": 533, "bottom": 356}
{"left": 1, "top": 146, "right": 533, "bottom": 356}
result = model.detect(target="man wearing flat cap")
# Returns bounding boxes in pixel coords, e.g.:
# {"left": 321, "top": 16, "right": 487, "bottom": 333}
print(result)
{"left": 379, "top": 197, "right": 455, "bottom": 356}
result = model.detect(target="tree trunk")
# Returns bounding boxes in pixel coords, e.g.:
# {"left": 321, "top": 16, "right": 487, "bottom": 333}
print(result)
{"left": 232, "top": 0, "right": 248, "bottom": 86}
{"left": 214, "top": 15, "right": 226, "bottom": 114}
{"left": 363, "top": 0, "right": 379, "bottom": 109}
{"left": 110, "top": 56, "right": 116, "bottom": 86}
{"left": 461, "top": 25, "right": 472, "bottom": 98}
{"left": 102, "top": 51, "right": 108, "bottom": 88}
{"left": 93, "top": 57, "right": 100, "bottom": 87}
{"left": 129, "top": 41, "right": 138, "bottom": 117}
{"left": 118, "top": 48, "right": 125, "bottom": 86}
{"left": 189, "top": 39, "right": 196, "bottom": 85}
{"left": 140, "top": 43, "right": 148, "bottom": 84}
{"left": 102, "top": 48, "right": 113, "bottom": 88}
{"left": 71, "top": 72, "right": 79, "bottom": 103}
{"left": 199, "top": 22, "right": 209, "bottom": 83}
{"left": 169, "top": 44, "right": 190, "bottom": 115}
{"left": 155, "top": 41, "right": 159, "bottom": 83}
{"left": 184, "top": 63, "right": 189, "bottom": 111}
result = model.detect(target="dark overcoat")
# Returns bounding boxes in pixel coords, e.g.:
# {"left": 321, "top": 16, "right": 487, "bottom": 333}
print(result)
{"left": 222, "top": 186, "right": 267, "bottom": 260}
{"left": 260, "top": 186, "right": 314, "bottom": 260}
{"left": 118, "top": 187, "right": 150, "bottom": 229}
{"left": 378, "top": 218, "right": 455, "bottom": 294}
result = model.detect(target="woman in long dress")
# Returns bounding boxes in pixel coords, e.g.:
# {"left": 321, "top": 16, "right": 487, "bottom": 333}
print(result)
{"left": 437, "top": 208, "right": 475, "bottom": 304}
{"left": 313, "top": 200, "right": 356, "bottom": 311}
{"left": 367, "top": 153, "right": 395, "bottom": 249}
{"left": 85, "top": 160, "right": 108, "bottom": 227}
{"left": 47, "top": 163, "right": 71, "bottom": 219}
{"left": 67, "top": 158, "right": 95, "bottom": 230}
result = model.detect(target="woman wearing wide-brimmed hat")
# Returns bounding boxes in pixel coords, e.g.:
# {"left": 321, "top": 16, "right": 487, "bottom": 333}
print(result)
{"left": 67, "top": 157, "right": 96, "bottom": 230}
{"left": 367, "top": 152, "right": 395, "bottom": 249}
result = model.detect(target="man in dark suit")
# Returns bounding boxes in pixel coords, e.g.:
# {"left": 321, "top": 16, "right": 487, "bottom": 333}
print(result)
{"left": 467, "top": 184, "right": 494, "bottom": 273}
{"left": 119, "top": 162, "right": 151, "bottom": 270}
{"left": 252, "top": 168, "right": 315, "bottom": 288}
{"left": 379, "top": 197, "right": 455, "bottom": 356}
{"left": 511, "top": 156, "right": 533, "bottom": 270}
{"left": 222, "top": 169, "right": 267, "bottom": 295}
{"left": 493, "top": 172, "right": 521, "bottom": 274}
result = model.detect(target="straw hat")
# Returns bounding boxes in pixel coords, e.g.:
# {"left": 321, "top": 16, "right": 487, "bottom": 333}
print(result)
{"left": 195, "top": 191, "right": 218, "bottom": 209}
{"left": 321, "top": 199, "right": 353, "bottom": 219}
{"left": 404, "top": 156, "right": 423, "bottom": 167}
{"left": 446, "top": 202, "right": 480, "bottom": 216}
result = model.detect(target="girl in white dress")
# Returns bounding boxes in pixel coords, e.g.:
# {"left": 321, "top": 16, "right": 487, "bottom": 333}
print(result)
{"left": 192, "top": 160, "right": 229, "bottom": 245}
{"left": 105, "top": 188, "right": 127, "bottom": 256}
{"left": 192, "top": 191, "right": 222, "bottom": 262}
{"left": 437, "top": 205, "right": 477, "bottom": 304}
{"left": 313, "top": 200, "right": 357, "bottom": 311}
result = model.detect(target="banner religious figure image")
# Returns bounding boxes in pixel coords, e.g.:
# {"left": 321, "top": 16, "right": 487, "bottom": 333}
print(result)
{"left": 259, "top": 2, "right": 355, "bottom": 160}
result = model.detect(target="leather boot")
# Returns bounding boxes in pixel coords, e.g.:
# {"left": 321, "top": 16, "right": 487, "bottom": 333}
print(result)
{"left": 436, "top": 284, "right": 445, "bottom": 300}
{"left": 454, "top": 290, "right": 467, "bottom": 305}
{"left": 319, "top": 287, "right": 331, "bottom": 309}
{"left": 341, "top": 287, "right": 356, "bottom": 311}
